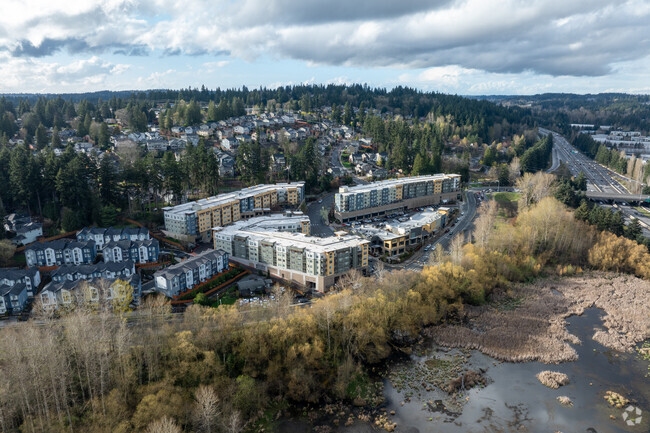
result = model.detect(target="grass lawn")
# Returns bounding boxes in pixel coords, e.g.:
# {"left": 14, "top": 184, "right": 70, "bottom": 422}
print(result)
{"left": 493, "top": 192, "right": 520, "bottom": 203}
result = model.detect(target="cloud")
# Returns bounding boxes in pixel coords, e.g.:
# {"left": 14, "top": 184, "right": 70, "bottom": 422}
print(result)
{"left": 1, "top": 0, "right": 650, "bottom": 79}
{"left": 0, "top": 53, "right": 129, "bottom": 92}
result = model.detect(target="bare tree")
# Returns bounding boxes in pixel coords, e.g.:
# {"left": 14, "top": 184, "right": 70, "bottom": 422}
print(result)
{"left": 193, "top": 385, "right": 220, "bottom": 433}
{"left": 450, "top": 234, "right": 465, "bottom": 265}
{"left": 146, "top": 416, "right": 182, "bottom": 433}
{"left": 223, "top": 410, "right": 246, "bottom": 433}
{"left": 473, "top": 200, "right": 498, "bottom": 249}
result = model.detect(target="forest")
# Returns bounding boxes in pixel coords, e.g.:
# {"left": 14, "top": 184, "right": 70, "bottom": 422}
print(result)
{"left": 1, "top": 171, "right": 649, "bottom": 432}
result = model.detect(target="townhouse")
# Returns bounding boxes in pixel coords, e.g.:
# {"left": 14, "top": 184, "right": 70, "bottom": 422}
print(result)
{"left": 0, "top": 283, "right": 28, "bottom": 315}
{"left": 0, "top": 268, "right": 41, "bottom": 297}
{"left": 39, "top": 274, "right": 141, "bottom": 310}
{"left": 163, "top": 182, "right": 305, "bottom": 242}
{"left": 334, "top": 174, "right": 461, "bottom": 223}
{"left": 153, "top": 249, "right": 229, "bottom": 298}
{"left": 39, "top": 261, "right": 141, "bottom": 310}
{"left": 76, "top": 226, "right": 150, "bottom": 251}
{"left": 213, "top": 218, "right": 368, "bottom": 292}
{"left": 25, "top": 240, "right": 97, "bottom": 268}
{"left": 102, "top": 239, "right": 160, "bottom": 264}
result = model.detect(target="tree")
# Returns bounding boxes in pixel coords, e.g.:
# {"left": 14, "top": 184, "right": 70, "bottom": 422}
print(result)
{"left": 411, "top": 153, "right": 427, "bottom": 175}
{"left": 206, "top": 101, "right": 218, "bottom": 122}
{"left": 574, "top": 172, "right": 587, "bottom": 191}
{"left": 62, "top": 207, "right": 83, "bottom": 231}
{"left": 194, "top": 292, "right": 210, "bottom": 306}
{"left": 110, "top": 280, "right": 134, "bottom": 315}
{"left": 574, "top": 200, "right": 590, "bottom": 221}
{"left": 498, "top": 163, "right": 510, "bottom": 187}
{"left": 98, "top": 122, "right": 110, "bottom": 149}
{"left": 193, "top": 385, "right": 220, "bottom": 433}
{"left": 0, "top": 239, "right": 15, "bottom": 266}
{"left": 51, "top": 127, "right": 62, "bottom": 148}
{"left": 35, "top": 124, "right": 48, "bottom": 149}
{"left": 146, "top": 416, "right": 182, "bottom": 433}
{"left": 101, "top": 204, "right": 118, "bottom": 227}
{"left": 625, "top": 218, "right": 642, "bottom": 241}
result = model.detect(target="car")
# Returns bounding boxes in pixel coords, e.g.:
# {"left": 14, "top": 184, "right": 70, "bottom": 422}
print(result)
{"left": 318, "top": 199, "right": 323, "bottom": 203}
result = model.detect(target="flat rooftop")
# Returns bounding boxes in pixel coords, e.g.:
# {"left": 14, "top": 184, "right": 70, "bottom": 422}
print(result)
{"left": 338, "top": 174, "right": 459, "bottom": 195}
{"left": 163, "top": 182, "right": 305, "bottom": 215}
{"left": 214, "top": 224, "right": 368, "bottom": 253}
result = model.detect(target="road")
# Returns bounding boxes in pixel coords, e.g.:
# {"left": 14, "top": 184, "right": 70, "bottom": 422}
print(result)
{"left": 539, "top": 128, "right": 630, "bottom": 195}
{"left": 390, "top": 190, "right": 480, "bottom": 272}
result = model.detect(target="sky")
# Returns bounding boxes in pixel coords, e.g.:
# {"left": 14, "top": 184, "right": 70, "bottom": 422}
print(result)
{"left": 1, "top": 0, "right": 650, "bottom": 95}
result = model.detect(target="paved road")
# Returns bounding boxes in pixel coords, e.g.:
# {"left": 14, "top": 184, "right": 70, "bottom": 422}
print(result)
{"left": 539, "top": 128, "right": 630, "bottom": 195}
{"left": 385, "top": 190, "right": 479, "bottom": 272}
{"left": 307, "top": 193, "right": 335, "bottom": 236}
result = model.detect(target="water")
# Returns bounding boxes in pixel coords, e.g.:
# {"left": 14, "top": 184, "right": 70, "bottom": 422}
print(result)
{"left": 380, "top": 308, "right": 649, "bottom": 433}
{"left": 279, "top": 308, "right": 649, "bottom": 432}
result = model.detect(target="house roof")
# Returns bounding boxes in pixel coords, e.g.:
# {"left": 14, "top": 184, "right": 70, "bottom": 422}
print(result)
{"left": 51, "top": 261, "right": 135, "bottom": 279}
{"left": 26, "top": 239, "right": 95, "bottom": 252}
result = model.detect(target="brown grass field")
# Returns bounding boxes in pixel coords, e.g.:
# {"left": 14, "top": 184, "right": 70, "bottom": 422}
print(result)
{"left": 427, "top": 272, "right": 650, "bottom": 363}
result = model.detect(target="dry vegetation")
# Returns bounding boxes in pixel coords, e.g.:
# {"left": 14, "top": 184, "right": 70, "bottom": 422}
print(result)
{"left": 428, "top": 273, "right": 650, "bottom": 363}
{"left": 536, "top": 371, "right": 569, "bottom": 389}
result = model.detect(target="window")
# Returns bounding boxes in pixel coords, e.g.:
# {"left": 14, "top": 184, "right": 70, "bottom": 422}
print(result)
{"left": 62, "top": 290, "right": 72, "bottom": 304}
{"left": 41, "top": 293, "right": 50, "bottom": 305}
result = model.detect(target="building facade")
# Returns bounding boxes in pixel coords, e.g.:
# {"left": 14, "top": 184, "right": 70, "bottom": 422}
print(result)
{"left": 213, "top": 219, "right": 369, "bottom": 292}
{"left": 25, "top": 240, "right": 97, "bottom": 268}
{"left": 163, "top": 183, "right": 305, "bottom": 242}
{"left": 154, "top": 249, "right": 230, "bottom": 298}
{"left": 77, "top": 227, "right": 150, "bottom": 251}
{"left": 0, "top": 268, "right": 41, "bottom": 297}
{"left": 103, "top": 239, "right": 160, "bottom": 264}
{"left": 0, "top": 283, "right": 29, "bottom": 315}
{"left": 40, "top": 274, "right": 141, "bottom": 310}
{"left": 334, "top": 174, "right": 461, "bottom": 223}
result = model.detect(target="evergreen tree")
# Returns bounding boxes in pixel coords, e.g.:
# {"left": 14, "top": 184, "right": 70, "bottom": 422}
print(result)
{"left": 575, "top": 200, "right": 590, "bottom": 221}
{"left": 35, "top": 124, "right": 48, "bottom": 149}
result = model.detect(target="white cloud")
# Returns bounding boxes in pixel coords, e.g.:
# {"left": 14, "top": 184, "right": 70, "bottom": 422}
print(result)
{"left": 0, "top": 53, "right": 128, "bottom": 92}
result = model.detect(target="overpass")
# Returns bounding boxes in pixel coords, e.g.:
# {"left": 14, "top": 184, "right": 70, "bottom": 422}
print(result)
{"left": 586, "top": 192, "right": 650, "bottom": 203}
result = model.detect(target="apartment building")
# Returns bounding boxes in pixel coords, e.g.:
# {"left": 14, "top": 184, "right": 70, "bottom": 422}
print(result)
{"left": 334, "top": 174, "right": 461, "bottom": 222}
{"left": 25, "top": 240, "right": 97, "bottom": 268}
{"left": 163, "top": 182, "right": 305, "bottom": 242}
{"left": 153, "top": 249, "right": 230, "bottom": 298}
{"left": 213, "top": 219, "right": 369, "bottom": 292}
{"left": 0, "top": 283, "right": 29, "bottom": 315}
{"left": 103, "top": 239, "right": 160, "bottom": 264}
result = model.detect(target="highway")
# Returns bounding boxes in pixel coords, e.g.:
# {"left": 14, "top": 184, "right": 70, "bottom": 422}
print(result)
{"left": 539, "top": 128, "right": 630, "bottom": 195}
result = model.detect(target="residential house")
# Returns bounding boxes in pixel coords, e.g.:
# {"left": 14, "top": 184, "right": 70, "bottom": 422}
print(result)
{"left": 102, "top": 239, "right": 160, "bottom": 264}
{"left": 25, "top": 240, "right": 97, "bottom": 268}
{"left": 349, "top": 153, "right": 364, "bottom": 165}
{"left": 218, "top": 153, "right": 235, "bottom": 177}
{"left": 4, "top": 213, "right": 43, "bottom": 246}
{"left": 153, "top": 249, "right": 229, "bottom": 298}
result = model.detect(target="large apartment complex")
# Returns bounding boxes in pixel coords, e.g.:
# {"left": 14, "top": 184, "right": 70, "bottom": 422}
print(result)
{"left": 163, "top": 182, "right": 305, "bottom": 242}
{"left": 213, "top": 216, "right": 369, "bottom": 291}
{"left": 334, "top": 174, "right": 461, "bottom": 222}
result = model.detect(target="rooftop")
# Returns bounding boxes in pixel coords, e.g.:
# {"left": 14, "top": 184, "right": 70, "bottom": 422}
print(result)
{"left": 163, "top": 182, "right": 305, "bottom": 216}
{"left": 337, "top": 174, "right": 460, "bottom": 195}
{"left": 215, "top": 224, "right": 368, "bottom": 253}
